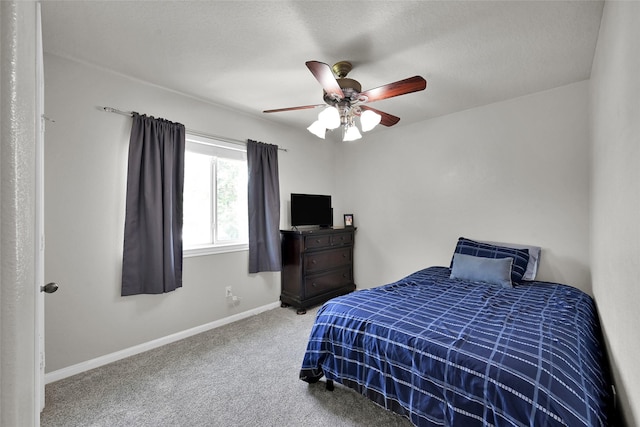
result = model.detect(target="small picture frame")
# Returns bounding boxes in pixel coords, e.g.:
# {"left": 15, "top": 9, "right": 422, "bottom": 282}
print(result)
{"left": 344, "top": 214, "right": 354, "bottom": 227}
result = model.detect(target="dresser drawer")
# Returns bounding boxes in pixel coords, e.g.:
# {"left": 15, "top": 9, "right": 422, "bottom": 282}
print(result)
{"left": 304, "top": 268, "right": 352, "bottom": 299}
{"left": 304, "top": 248, "right": 352, "bottom": 273}
{"left": 330, "top": 232, "right": 353, "bottom": 246}
{"left": 304, "top": 235, "right": 331, "bottom": 250}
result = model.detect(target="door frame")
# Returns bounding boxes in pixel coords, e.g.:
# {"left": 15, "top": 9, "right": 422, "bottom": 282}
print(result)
{"left": 0, "top": 2, "right": 41, "bottom": 423}
{"left": 35, "top": 0, "right": 46, "bottom": 414}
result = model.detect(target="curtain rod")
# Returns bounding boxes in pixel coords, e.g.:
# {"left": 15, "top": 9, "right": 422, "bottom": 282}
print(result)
{"left": 101, "top": 106, "right": 288, "bottom": 152}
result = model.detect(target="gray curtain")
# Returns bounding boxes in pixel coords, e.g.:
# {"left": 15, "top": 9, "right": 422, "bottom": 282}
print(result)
{"left": 247, "top": 140, "right": 281, "bottom": 273}
{"left": 121, "top": 113, "right": 185, "bottom": 295}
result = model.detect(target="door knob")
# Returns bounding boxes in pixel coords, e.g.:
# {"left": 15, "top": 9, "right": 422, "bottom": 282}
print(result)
{"left": 41, "top": 282, "right": 58, "bottom": 293}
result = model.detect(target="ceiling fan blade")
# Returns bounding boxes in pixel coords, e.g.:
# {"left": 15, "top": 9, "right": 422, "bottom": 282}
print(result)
{"left": 359, "top": 106, "right": 400, "bottom": 127}
{"left": 263, "top": 104, "right": 325, "bottom": 113}
{"left": 359, "top": 76, "right": 427, "bottom": 103}
{"left": 306, "top": 61, "right": 345, "bottom": 99}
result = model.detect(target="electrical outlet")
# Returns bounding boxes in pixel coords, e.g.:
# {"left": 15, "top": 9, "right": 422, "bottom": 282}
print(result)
{"left": 225, "top": 286, "right": 233, "bottom": 297}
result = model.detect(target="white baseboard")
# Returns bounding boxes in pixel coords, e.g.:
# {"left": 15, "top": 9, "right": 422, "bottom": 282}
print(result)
{"left": 45, "top": 301, "right": 281, "bottom": 384}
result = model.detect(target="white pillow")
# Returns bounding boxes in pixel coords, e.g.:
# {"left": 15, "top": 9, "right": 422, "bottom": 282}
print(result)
{"left": 479, "top": 240, "right": 541, "bottom": 280}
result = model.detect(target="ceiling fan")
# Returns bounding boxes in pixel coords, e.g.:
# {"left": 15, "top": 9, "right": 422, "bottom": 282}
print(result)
{"left": 263, "top": 61, "right": 427, "bottom": 141}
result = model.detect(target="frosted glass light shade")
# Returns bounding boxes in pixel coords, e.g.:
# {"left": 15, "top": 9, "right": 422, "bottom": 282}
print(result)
{"left": 318, "top": 106, "right": 341, "bottom": 130}
{"left": 360, "top": 109, "right": 381, "bottom": 132}
{"left": 343, "top": 125, "right": 362, "bottom": 141}
{"left": 307, "top": 120, "right": 326, "bottom": 139}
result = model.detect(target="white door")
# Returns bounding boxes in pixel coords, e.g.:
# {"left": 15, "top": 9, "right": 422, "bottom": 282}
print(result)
{"left": 35, "top": 1, "right": 46, "bottom": 413}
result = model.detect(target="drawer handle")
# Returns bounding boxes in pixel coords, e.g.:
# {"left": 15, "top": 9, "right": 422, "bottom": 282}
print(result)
{"left": 342, "top": 273, "right": 348, "bottom": 278}
{"left": 342, "top": 253, "right": 347, "bottom": 258}
{"left": 316, "top": 239, "right": 321, "bottom": 243}
{"left": 312, "top": 259, "right": 317, "bottom": 264}
{"left": 312, "top": 282, "right": 317, "bottom": 287}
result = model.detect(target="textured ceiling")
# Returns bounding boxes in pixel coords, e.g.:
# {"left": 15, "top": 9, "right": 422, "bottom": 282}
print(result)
{"left": 41, "top": 0, "right": 604, "bottom": 137}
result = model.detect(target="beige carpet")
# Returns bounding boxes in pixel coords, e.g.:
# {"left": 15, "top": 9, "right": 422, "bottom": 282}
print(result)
{"left": 41, "top": 305, "right": 413, "bottom": 426}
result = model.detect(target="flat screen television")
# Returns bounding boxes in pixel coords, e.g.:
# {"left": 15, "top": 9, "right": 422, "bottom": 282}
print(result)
{"left": 291, "top": 193, "right": 332, "bottom": 227}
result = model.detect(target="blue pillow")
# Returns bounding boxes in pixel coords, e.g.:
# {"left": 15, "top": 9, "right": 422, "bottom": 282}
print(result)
{"left": 478, "top": 240, "right": 541, "bottom": 280}
{"left": 451, "top": 237, "right": 530, "bottom": 284}
{"left": 450, "top": 253, "right": 514, "bottom": 288}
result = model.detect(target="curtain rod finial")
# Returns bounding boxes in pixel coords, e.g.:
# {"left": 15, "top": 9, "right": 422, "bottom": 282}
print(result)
{"left": 100, "top": 106, "right": 134, "bottom": 117}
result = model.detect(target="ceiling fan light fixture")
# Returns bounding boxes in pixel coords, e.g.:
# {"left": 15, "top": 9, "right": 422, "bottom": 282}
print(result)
{"left": 360, "top": 109, "right": 382, "bottom": 132}
{"left": 318, "top": 106, "right": 341, "bottom": 130}
{"left": 307, "top": 120, "right": 326, "bottom": 139}
{"left": 265, "top": 60, "right": 427, "bottom": 142}
{"left": 343, "top": 124, "right": 362, "bottom": 142}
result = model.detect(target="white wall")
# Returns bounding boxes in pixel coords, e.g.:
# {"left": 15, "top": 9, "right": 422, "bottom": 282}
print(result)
{"left": 590, "top": 1, "right": 640, "bottom": 425}
{"left": 43, "top": 54, "right": 334, "bottom": 372}
{"left": 335, "top": 81, "right": 591, "bottom": 293}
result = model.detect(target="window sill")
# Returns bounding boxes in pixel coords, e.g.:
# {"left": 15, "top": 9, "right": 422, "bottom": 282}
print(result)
{"left": 184, "top": 243, "right": 248, "bottom": 258}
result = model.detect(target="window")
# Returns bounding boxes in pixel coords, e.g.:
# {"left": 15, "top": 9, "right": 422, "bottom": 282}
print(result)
{"left": 183, "top": 134, "right": 248, "bottom": 256}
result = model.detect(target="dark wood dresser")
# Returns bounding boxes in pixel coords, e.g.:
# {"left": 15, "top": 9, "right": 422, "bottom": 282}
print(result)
{"left": 280, "top": 227, "right": 356, "bottom": 314}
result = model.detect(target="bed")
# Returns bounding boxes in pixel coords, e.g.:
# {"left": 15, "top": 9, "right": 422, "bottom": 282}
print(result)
{"left": 300, "top": 238, "right": 612, "bottom": 426}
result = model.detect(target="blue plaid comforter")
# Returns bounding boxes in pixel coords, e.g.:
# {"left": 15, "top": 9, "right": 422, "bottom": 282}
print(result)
{"left": 300, "top": 267, "right": 611, "bottom": 426}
